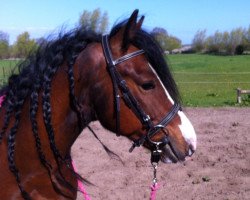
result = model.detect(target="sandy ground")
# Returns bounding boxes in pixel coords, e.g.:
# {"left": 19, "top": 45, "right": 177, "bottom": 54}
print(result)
{"left": 72, "top": 108, "right": 250, "bottom": 200}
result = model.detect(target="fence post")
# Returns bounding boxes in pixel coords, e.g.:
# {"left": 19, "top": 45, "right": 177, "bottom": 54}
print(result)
{"left": 236, "top": 88, "right": 241, "bottom": 104}
{"left": 2, "top": 66, "right": 5, "bottom": 78}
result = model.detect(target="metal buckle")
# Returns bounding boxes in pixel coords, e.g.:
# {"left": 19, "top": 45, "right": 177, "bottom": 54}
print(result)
{"left": 151, "top": 143, "right": 162, "bottom": 187}
{"left": 143, "top": 115, "right": 151, "bottom": 122}
{"left": 151, "top": 143, "right": 162, "bottom": 164}
{"left": 154, "top": 124, "right": 164, "bottom": 129}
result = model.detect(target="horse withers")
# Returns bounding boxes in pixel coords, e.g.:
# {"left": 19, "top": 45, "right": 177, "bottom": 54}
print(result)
{"left": 0, "top": 10, "right": 196, "bottom": 199}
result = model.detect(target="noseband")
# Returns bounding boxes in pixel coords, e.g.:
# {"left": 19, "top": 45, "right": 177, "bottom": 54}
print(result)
{"left": 101, "top": 35, "right": 180, "bottom": 154}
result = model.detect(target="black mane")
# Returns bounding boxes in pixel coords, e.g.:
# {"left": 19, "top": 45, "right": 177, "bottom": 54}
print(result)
{"left": 0, "top": 28, "right": 101, "bottom": 101}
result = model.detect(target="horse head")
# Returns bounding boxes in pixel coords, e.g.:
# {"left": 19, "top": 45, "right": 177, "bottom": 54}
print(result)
{"left": 80, "top": 10, "right": 197, "bottom": 163}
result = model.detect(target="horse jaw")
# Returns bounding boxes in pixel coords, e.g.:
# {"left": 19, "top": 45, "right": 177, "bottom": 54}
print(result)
{"left": 161, "top": 144, "right": 179, "bottom": 163}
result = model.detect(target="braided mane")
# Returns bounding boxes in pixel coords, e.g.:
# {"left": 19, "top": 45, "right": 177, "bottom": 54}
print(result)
{"left": 0, "top": 28, "right": 101, "bottom": 199}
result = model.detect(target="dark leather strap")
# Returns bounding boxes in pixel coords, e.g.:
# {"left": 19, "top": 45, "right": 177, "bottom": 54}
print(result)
{"left": 148, "top": 103, "right": 180, "bottom": 139}
{"left": 102, "top": 35, "right": 148, "bottom": 135}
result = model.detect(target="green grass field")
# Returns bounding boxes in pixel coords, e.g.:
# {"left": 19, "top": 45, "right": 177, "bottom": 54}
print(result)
{"left": 0, "top": 54, "right": 250, "bottom": 106}
{"left": 167, "top": 54, "right": 250, "bottom": 106}
{"left": 0, "top": 60, "right": 20, "bottom": 85}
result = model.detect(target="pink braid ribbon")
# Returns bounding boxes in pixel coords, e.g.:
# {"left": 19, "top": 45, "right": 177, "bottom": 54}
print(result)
{"left": 150, "top": 183, "right": 160, "bottom": 200}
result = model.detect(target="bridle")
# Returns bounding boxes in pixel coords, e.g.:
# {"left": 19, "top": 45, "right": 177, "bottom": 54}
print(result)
{"left": 101, "top": 35, "right": 181, "bottom": 156}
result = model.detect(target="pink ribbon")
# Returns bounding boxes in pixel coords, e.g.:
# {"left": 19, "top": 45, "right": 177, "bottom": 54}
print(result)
{"left": 0, "top": 95, "right": 5, "bottom": 107}
{"left": 71, "top": 161, "right": 91, "bottom": 200}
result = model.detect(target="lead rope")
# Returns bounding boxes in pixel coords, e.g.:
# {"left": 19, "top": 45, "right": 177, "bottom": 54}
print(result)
{"left": 150, "top": 162, "right": 160, "bottom": 200}
{"left": 150, "top": 144, "right": 162, "bottom": 200}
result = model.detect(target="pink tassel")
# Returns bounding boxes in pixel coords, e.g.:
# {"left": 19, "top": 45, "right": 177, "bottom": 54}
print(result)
{"left": 150, "top": 183, "right": 160, "bottom": 200}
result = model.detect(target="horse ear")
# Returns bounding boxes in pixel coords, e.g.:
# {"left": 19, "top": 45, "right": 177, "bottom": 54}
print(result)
{"left": 112, "top": 10, "right": 144, "bottom": 51}
{"left": 136, "top": 15, "right": 145, "bottom": 30}
{"left": 121, "top": 9, "right": 142, "bottom": 50}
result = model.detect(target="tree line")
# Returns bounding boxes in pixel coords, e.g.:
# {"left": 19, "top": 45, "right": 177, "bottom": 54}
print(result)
{"left": 0, "top": 8, "right": 108, "bottom": 59}
{"left": 0, "top": 8, "right": 182, "bottom": 59}
{"left": 192, "top": 27, "right": 250, "bottom": 55}
{"left": 0, "top": 31, "right": 37, "bottom": 59}
{"left": 1, "top": 8, "right": 249, "bottom": 59}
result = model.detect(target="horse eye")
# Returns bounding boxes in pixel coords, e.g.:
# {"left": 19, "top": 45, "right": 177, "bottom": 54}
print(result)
{"left": 141, "top": 82, "right": 155, "bottom": 90}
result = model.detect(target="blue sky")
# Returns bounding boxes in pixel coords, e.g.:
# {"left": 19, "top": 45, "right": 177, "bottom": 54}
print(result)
{"left": 1, "top": 0, "right": 250, "bottom": 44}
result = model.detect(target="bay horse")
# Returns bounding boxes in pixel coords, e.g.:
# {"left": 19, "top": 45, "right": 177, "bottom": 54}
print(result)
{"left": 0, "top": 10, "right": 196, "bottom": 199}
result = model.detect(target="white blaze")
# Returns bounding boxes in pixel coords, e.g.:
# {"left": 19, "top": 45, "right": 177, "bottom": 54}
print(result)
{"left": 178, "top": 111, "right": 197, "bottom": 150}
{"left": 148, "top": 64, "right": 174, "bottom": 105}
{"left": 148, "top": 64, "right": 197, "bottom": 150}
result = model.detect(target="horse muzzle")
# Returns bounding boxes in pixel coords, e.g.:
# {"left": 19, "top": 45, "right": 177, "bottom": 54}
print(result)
{"left": 160, "top": 139, "right": 196, "bottom": 164}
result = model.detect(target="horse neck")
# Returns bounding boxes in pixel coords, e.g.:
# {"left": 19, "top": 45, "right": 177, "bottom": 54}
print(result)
{"left": 39, "top": 65, "right": 94, "bottom": 158}
{"left": 46, "top": 44, "right": 103, "bottom": 157}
